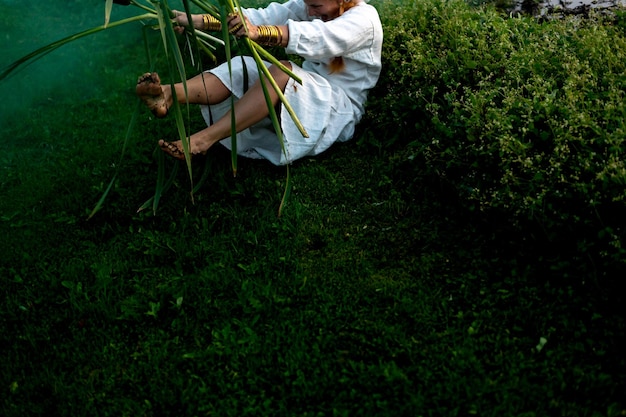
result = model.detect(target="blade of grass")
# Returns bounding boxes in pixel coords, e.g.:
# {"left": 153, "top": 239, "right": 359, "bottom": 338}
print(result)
{"left": 136, "top": 154, "right": 180, "bottom": 213}
{"left": 153, "top": 143, "right": 167, "bottom": 214}
{"left": 127, "top": 0, "right": 159, "bottom": 14}
{"left": 194, "top": 30, "right": 224, "bottom": 47}
{"left": 142, "top": 25, "right": 155, "bottom": 69}
{"left": 105, "top": 0, "right": 114, "bottom": 27}
{"left": 153, "top": 2, "right": 195, "bottom": 197}
{"left": 88, "top": 174, "right": 118, "bottom": 220}
{"left": 197, "top": 37, "right": 219, "bottom": 62}
{"left": 215, "top": 3, "right": 240, "bottom": 177}
{"left": 278, "top": 164, "right": 291, "bottom": 217}
{"left": 192, "top": 157, "right": 215, "bottom": 194}
{"left": 181, "top": 0, "right": 202, "bottom": 71}
{"left": 252, "top": 56, "right": 292, "bottom": 216}
{"left": 252, "top": 44, "right": 302, "bottom": 84}
{"left": 189, "top": 0, "right": 221, "bottom": 14}
{"left": 88, "top": 99, "right": 143, "bottom": 220}
{"left": 153, "top": 4, "right": 171, "bottom": 56}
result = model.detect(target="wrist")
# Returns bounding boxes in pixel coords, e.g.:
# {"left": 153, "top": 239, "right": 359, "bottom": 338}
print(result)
{"left": 256, "top": 25, "right": 283, "bottom": 47}
{"left": 202, "top": 14, "right": 221, "bottom": 31}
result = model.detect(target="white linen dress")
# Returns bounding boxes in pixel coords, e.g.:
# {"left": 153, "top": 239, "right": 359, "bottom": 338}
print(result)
{"left": 201, "top": 0, "right": 383, "bottom": 165}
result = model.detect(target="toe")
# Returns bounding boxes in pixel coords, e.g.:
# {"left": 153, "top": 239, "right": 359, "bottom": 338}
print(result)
{"left": 137, "top": 72, "right": 160, "bottom": 85}
{"left": 137, "top": 72, "right": 152, "bottom": 84}
{"left": 159, "top": 140, "right": 185, "bottom": 160}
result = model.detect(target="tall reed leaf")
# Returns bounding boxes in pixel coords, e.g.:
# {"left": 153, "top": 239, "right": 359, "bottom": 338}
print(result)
{"left": 105, "top": 0, "right": 114, "bottom": 27}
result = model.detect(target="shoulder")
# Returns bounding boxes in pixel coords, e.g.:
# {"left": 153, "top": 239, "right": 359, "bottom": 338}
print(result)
{"left": 345, "top": 2, "right": 382, "bottom": 24}
{"left": 351, "top": 1, "right": 380, "bottom": 13}
{"left": 342, "top": 2, "right": 383, "bottom": 33}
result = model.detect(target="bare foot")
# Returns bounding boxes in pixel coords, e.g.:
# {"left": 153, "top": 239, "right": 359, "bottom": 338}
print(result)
{"left": 158, "top": 140, "right": 185, "bottom": 160}
{"left": 136, "top": 72, "right": 168, "bottom": 118}
{"left": 158, "top": 138, "right": 213, "bottom": 161}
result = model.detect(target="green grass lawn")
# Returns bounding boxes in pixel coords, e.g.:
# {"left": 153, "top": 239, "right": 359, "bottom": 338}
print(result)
{"left": 1, "top": 1, "right": 625, "bottom": 416}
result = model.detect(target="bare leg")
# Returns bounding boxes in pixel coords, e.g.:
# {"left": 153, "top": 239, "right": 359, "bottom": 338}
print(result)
{"left": 159, "top": 62, "right": 293, "bottom": 159}
{"left": 167, "top": 72, "right": 232, "bottom": 106}
{"left": 136, "top": 71, "right": 232, "bottom": 118}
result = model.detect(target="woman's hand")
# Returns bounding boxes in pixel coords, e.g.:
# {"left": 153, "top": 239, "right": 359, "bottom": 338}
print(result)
{"left": 228, "top": 13, "right": 287, "bottom": 47}
{"left": 227, "top": 13, "right": 258, "bottom": 40}
{"left": 171, "top": 10, "right": 203, "bottom": 34}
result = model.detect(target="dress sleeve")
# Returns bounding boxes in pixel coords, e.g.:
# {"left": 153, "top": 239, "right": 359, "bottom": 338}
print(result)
{"left": 285, "top": 4, "right": 380, "bottom": 63}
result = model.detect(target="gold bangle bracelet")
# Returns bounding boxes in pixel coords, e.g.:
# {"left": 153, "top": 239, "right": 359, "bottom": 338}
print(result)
{"left": 228, "top": 22, "right": 244, "bottom": 34}
{"left": 202, "top": 14, "right": 221, "bottom": 31}
{"left": 257, "top": 25, "right": 282, "bottom": 47}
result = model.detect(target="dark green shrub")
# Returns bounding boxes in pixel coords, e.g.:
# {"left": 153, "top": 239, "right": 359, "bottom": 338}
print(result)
{"left": 364, "top": 0, "right": 626, "bottom": 279}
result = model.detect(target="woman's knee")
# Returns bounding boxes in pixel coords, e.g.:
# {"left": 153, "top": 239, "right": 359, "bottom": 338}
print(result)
{"left": 268, "top": 61, "right": 292, "bottom": 86}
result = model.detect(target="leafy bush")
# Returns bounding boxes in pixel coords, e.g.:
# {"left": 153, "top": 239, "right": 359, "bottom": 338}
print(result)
{"left": 364, "top": 0, "right": 626, "bottom": 279}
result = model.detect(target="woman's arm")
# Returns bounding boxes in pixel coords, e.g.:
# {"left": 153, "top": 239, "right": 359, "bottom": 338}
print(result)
{"left": 171, "top": 9, "right": 290, "bottom": 48}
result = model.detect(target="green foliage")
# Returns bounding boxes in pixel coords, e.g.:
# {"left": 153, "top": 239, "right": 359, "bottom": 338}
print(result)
{"left": 364, "top": 0, "right": 626, "bottom": 278}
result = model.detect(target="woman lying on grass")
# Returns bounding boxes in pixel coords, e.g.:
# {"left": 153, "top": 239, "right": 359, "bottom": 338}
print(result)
{"left": 136, "top": 0, "right": 383, "bottom": 165}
